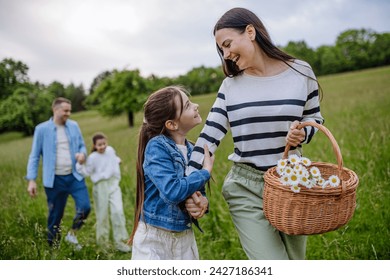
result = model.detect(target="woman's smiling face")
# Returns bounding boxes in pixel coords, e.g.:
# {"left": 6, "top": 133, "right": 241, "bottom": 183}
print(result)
{"left": 215, "top": 25, "right": 257, "bottom": 71}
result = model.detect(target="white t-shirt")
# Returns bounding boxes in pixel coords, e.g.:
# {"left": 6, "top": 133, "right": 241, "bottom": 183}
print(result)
{"left": 55, "top": 125, "right": 72, "bottom": 175}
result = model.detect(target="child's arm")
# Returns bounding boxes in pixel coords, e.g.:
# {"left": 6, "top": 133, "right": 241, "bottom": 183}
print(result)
{"left": 75, "top": 155, "right": 93, "bottom": 177}
{"left": 186, "top": 145, "right": 214, "bottom": 218}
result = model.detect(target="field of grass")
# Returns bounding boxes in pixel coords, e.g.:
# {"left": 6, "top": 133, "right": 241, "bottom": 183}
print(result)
{"left": 0, "top": 66, "right": 389, "bottom": 260}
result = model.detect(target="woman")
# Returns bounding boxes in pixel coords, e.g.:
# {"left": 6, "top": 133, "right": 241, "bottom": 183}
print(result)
{"left": 187, "top": 7, "right": 324, "bottom": 259}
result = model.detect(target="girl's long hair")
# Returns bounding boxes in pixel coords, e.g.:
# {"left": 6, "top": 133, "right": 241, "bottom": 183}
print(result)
{"left": 129, "top": 86, "right": 186, "bottom": 244}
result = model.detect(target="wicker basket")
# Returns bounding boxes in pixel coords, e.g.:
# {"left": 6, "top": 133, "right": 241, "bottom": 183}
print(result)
{"left": 263, "top": 122, "right": 359, "bottom": 235}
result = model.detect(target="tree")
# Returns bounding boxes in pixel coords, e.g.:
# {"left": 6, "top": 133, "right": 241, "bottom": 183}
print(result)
{"left": 65, "top": 83, "right": 86, "bottom": 112}
{"left": 0, "top": 85, "right": 52, "bottom": 135}
{"left": 369, "top": 32, "right": 390, "bottom": 66}
{"left": 335, "top": 28, "right": 376, "bottom": 71}
{"left": 283, "top": 41, "right": 319, "bottom": 73}
{"left": 90, "top": 69, "right": 148, "bottom": 127}
{"left": 175, "top": 66, "right": 224, "bottom": 95}
{"left": 316, "top": 45, "right": 345, "bottom": 75}
{"left": 0, "top": 58, "right": 30, "bottom": 100}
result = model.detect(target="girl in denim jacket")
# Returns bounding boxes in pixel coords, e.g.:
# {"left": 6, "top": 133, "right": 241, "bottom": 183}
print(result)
{"left": 129, "top": 86, "right": 214, "bottom": 260}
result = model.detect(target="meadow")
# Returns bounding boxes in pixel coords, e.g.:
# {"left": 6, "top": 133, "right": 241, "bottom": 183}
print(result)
{"left": 0, "top": 66, "right": 389, "bottom": 260}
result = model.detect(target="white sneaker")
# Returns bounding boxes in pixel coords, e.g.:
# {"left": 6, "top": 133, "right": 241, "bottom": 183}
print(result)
{"left": 65, "top": 232, "right": 82, "bottom": 251}
{"left": 116, "top": 242, "right": 131, "bottom": 253}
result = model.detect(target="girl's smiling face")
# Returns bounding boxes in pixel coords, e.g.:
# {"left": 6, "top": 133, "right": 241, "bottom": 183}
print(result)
{"left": 176, "top": 91, "right": 202, "bottom": 133}
{"left": 94, "top": 138, "right": 108, "bottom": 154}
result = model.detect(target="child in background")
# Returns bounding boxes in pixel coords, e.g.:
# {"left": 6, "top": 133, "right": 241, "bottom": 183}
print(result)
{"left": 76, "top": 132, "right": 131, "bottom": 253}
{"left": 129, "top": 86, "right": 214, "bottom": 260}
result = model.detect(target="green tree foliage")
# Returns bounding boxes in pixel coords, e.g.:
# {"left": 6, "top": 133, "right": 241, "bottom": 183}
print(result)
{"left": 87, "top": 69, "right": 148, "bottom": 127}
{"left": 0, "top": 58, "right": 87, "bottom": 135}
{"left": 175, "top": 65, "right": 224, "bottom": 95}
{"left": 0, "top": 85, "right": 52, "bottom": 135}
{"left": 335, "top": 28, "right": 375, "bottom": 71}
{"left": 0, "top": 58, "right": 29, "bottom": 100}
{"left": 283, "top": 41, "right": 319, "bottom": 73}
{"left": 369, "top": 32, "right": 390, "bottom": 66}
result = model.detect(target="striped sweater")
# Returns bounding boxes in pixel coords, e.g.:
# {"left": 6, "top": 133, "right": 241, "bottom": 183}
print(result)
{"left": 187, "top": 60, "right": 324, "bottom": 173}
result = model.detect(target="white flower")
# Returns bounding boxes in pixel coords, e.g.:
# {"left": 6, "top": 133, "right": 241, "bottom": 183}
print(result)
{"left": 293, "top": 164, "right": 303, "bottom": 173}
{"left": 328, "top": 175, "right": 340, "bottom": 187}
{"left": 310, "top": 166, "right": 321, "bottom": 178}
{"left": 288, "top": 154, "right": 301, "bottom": 165}
{"left": 300, "top": 175, "right": 311, "bottom": 188}
{"left": 276, "top": 166, "right": 285, "bottom": 176}
{"left": 275, "top": 155, "right": 340, "bottom": 193}
{"left": 288, "top": 173, "right": 300, "bottom": 186}
{"left": 290, "top": 185, "right": 301, "bottom": 193}
{"left": 277, "top": 159, "right": 288, "bottom": 169}
{"left": 301, "top": 157, "right": 312, "bottom": 167}
{"left": 280, "top": 175, "right": 290, "bottom": 186}
{"left": 317, "top": 177, "right": 326, "bottom": 186}
{"left": 284, "top": 166, "right": 294, "bottom": 175}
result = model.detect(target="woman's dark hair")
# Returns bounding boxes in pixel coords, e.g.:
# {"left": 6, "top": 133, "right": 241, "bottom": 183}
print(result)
{"left": 91, "top": 132, "right": 107, "bottom": 153}
{"left": 129, "top": 86, "right": 188, "bottom": 244}
{"left": 213, "top": 7, "right": 322, "bottom": 99}
{"left": 214, "top": 7, "right": 295, "bottom": 77}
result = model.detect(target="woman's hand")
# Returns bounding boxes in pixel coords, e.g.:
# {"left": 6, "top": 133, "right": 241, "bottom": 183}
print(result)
{"left": 286, "top": 121, "right": 305, "bottom": 147}
{"left": 202, "top": 144, "right": 215, "bottom": 174}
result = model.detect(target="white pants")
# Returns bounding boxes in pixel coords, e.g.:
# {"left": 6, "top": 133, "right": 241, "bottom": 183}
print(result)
{"left": 131, "top": 222, "right": 199, "bottom": 260}
{"left": 93, "top": 177, "right": 128, "bottom": 247}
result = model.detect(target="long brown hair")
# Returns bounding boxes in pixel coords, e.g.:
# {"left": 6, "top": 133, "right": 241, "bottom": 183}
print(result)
{"left": 129, "top": 86, "right": 187, "bottom": 244}
{"left": 213, "top": 7, "right": 322, "bottom": 98}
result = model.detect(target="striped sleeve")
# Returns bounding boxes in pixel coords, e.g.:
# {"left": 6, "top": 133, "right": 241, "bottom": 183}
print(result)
{"left": 187, "top": 91, "right": 229, "bottom": 174}
{"left": 300, "top": 67, "right": 324, "bottom": 144}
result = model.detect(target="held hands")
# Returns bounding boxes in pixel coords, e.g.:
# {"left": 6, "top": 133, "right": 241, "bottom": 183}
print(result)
{"left": 286, "top": 121, "right": 305, "bottom": 147}
{"left": 75, "top": 153, "right": 86, "bottom": 164}
{"left": 185, "top": 191, "right": 208, "bottom": 219}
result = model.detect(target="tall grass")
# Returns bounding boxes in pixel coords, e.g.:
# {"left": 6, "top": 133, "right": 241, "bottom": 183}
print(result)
{"left": 0, "top": 66, "right": 389, "bottom": 260}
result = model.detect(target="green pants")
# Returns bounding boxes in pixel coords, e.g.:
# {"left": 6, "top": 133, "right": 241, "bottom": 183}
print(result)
{"left": 222, "top": 163, "right": 307, "bottom": 260}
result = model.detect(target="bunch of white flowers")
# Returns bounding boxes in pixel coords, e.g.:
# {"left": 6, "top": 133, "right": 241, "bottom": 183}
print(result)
{"left": 276, "top": 154, "right": 340, "bottom": 193}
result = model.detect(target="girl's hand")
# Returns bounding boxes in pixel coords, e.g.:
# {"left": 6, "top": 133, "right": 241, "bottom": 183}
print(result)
{"left": 202, "top": 144, "right": 215, "bottom": 174}
{"left": 286, "top": 121, "right": 305, "bottom": 147}
{"left": 185, "top": 191, "right": 208, "bottom": 219}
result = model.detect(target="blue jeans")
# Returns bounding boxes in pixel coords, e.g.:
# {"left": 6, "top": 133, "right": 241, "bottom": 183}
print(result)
{"left": 45, "top": 174, "right": 91, "bottom": 246}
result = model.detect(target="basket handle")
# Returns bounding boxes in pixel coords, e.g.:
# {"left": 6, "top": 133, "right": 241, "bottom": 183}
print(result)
{"left": 283, "top": 121, "right": 343, "bottom": 178}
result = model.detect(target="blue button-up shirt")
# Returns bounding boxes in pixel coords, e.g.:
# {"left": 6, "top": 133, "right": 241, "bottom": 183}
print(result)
{"left": 26, "top": 118, "right": 87, "bottom": 188}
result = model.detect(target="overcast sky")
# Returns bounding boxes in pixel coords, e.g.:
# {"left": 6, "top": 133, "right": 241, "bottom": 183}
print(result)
{"left": 1, "top": 0, "right": 389, "bottom": 88}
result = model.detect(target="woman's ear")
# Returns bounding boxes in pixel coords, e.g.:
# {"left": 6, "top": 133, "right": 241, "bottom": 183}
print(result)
{"left": 246, "top": 24, "right": 256, "bottom": 41}
{"left": 165, "top": 120, "right": 178, "bottom": 131}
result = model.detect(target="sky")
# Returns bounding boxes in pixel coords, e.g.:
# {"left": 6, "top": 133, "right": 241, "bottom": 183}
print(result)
{"left": 0, "top": 0, "right": 389, "bottom": 89}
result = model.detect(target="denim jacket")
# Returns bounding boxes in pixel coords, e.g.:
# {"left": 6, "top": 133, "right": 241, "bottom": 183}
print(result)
{"left": 142, "top": 135, "right": 210, "bottom": 232}
{"left": 25, "top": 118, "right": 87, "bottom": 188}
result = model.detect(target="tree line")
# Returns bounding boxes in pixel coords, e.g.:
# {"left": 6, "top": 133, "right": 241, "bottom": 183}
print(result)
{"left": 1, "top": 28, "right": 389, "bottom": 135}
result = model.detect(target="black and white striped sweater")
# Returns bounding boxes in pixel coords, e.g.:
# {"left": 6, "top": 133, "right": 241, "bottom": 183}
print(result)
{"left": 187, "top": 60, "right": 324, "bottom": 173}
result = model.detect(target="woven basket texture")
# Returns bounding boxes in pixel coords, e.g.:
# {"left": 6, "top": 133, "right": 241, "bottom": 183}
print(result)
{"left": 263, "top": 122, "right": 359, "bottom": 235}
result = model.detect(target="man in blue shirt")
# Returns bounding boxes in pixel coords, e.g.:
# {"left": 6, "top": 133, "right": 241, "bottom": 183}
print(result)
{"left": 26, "top": 97, "right": 91, "bottom": 249}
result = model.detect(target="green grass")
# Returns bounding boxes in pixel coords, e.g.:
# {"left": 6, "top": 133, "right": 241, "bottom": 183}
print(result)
{"left": 0, "top": 66, "right": 389, "bottom": 260}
